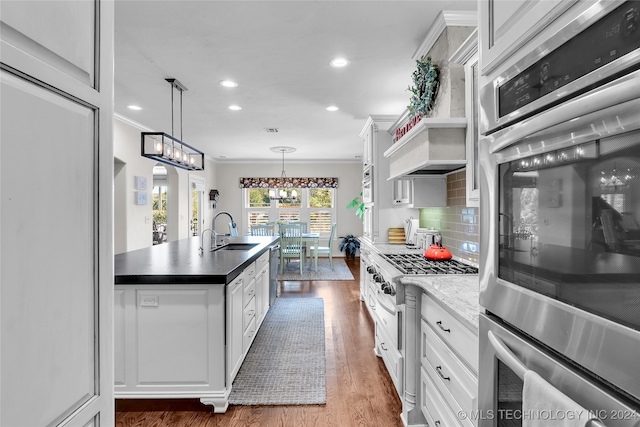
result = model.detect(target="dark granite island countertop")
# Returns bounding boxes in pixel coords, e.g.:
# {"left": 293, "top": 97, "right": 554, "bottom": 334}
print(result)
{"left": 115, "top": 235, "right": 279, "bottom": 285}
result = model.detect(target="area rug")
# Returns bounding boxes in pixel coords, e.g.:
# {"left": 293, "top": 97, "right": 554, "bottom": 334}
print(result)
{"left": 228, "top": 298, "right": 326, "bottom": 405}
{"left": 277, "top": 257, "right": 355, "bottom": 281}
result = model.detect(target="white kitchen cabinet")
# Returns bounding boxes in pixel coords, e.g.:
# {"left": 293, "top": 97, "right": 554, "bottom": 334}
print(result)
{"left": 478, "top": 0, "right": 576, "bottom": 74}
{"left": 360, "top": 115, "right": 417, "bottom": 243}
{"left": 227, "top": 274, "right": 245, "bottom": 384}
{"left": 420, "top": 293, "right": 478, "bottom": 426}
{"left": 254, "top": 251, "right": 270, "bottom": 327}
{"left": 114, "top": 284, "right": 227, "bottom": 410}
{"left": 451, "top": 30, "right": 480, "bottom": 207}
{"left": 392, "top": 179, "right": 412, "bottom": 206}
{"left": 375, "top": 313, "right": 403, "bottom": 398}
{"left": 362, "top": 125, "right": 373, "bottom": 168}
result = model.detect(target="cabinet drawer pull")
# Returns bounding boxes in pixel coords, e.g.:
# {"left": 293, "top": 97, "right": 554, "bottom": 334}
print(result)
{"left": 380, "top": 342, "right": 387, "bottom": 351}
{"left": 436, "top": 320, "right": 450, "bottom": 333}
{"left": 435, "top": 366, "right": 450, "bottom": 381}
{"left": 435, "top": 421, "right": 441, "bottom": 427}
{"left": 248, "top": 310, "right": 255, "bottom": 316}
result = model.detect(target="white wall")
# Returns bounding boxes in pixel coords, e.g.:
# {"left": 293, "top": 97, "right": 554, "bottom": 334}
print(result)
{"left": 113, "top": 117, "right": 211, "bottom": 253}
{"left": 114, "top": 116, "right": 361, "bottom": 254}
{"left": 213, "top": 161, "right": 363, "bottom": 248}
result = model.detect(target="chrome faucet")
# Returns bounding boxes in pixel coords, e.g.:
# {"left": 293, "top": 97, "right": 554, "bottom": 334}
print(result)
{"left": 199, "top": 228, "right": 214, "bottom": 253}
{"left": 212, "top": 211, "right": 236, "bottom": 248}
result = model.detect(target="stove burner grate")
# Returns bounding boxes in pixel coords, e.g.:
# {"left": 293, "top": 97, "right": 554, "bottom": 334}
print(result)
{"left": 381, "top": 253, "right": 478, "bottom": 275}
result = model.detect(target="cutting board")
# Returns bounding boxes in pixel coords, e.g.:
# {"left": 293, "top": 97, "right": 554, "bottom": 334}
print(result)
{"left": 388, "top": 227, "right": 406, "bottom": 244}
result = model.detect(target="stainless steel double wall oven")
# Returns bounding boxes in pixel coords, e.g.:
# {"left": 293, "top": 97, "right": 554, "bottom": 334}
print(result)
{"left": 479, "top": 1, "right": 640, "bottom": 425}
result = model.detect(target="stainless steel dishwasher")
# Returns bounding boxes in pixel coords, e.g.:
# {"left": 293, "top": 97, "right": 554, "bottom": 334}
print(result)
{"left": 269, "top": 242, "right": 280, "bottom": 305}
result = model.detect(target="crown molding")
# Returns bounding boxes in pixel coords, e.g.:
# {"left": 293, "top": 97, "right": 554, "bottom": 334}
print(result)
{"left": 449, "top": 28, "right": 479, "bottom": 65}
{"left": 411, "top": 10, "right": 478, "bottom": 61}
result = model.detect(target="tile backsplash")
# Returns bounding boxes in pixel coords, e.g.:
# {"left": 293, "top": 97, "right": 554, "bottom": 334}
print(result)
{"left": 419, "top": 171, "right": 479, "bottom": 264}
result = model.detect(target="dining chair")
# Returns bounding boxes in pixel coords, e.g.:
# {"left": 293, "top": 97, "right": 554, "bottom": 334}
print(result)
{"left": 251, "top": 224, "right": 274, "bottom": 236}
{"left": 289, "top": 221, "right": 308, "bottom": 232}
{"left": 279, "top": 223, "right": 304, "bottom": 274}
{"left": 315, "top": 223, "right": 336, "bottom": 269}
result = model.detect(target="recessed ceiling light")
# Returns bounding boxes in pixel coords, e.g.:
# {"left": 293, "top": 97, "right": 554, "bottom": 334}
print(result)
{"left": 127, "top": 105, "right": 142, "bottom": 110}
{"left": 219, "top": 80, "right": 238, "bottom": 88}
{"left": 330, "top": 57, "right": 349, "bottom": 68}
{"left": 228, "top": 105, "right": 242, "bottom": 111}
{"left": 326, "top": 105, "right": 339, "bottom": 112}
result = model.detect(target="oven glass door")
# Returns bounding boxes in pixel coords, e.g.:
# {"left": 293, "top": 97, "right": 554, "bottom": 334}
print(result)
{"left": 498, "top": 132, "right": 640, "bottom": 331}
{"left": 479, "top": 314, "right": 638, "bottom": 427}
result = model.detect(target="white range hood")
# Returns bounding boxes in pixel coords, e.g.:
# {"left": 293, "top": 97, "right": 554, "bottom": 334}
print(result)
{"left": 383, "top": 115, "right": 467, "bottom": 180}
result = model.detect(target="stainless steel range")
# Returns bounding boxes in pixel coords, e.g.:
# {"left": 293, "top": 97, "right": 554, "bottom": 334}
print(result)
{"left": 360, "top": 247, "right": 479, "bottom": 403}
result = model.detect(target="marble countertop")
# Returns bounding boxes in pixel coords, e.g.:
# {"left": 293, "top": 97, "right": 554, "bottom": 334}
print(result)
{"left": 400, "top": 275, "right": 479, "bottom": 333}
{"left": 360, "top": 237, "right": 480, "bottom": 333}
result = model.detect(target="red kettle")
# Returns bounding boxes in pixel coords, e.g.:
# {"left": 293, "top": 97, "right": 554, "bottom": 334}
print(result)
{"left": 424, "top": 235, "right": 452, "bottom": 261}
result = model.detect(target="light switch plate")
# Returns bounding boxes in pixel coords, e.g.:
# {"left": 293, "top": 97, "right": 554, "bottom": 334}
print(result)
{"left": 135, "top": 191, "right": 148, "bottom": 205}
{"left": 135, "top": 175, "right": 147, "bottom": 190}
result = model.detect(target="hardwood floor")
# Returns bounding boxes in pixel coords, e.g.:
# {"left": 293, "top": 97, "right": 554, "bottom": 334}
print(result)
{"left": 115, "top": 258, "right": 404, "bottom": 427}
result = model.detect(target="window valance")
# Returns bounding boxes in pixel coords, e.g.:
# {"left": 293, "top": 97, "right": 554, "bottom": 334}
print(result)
{"left": 240, "top": 177, "right": 338, "bottom": 189}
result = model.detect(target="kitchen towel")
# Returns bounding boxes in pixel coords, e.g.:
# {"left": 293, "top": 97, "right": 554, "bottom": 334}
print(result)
{"left": 523, "top": 370, "right": 598, "bottom": 427}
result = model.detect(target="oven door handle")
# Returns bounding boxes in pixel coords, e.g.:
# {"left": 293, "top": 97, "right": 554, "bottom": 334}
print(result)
{"left": 488, "top": 331, "right": 606, "bottom": 427}
{"left": 488, "top": 330, "right": 527, "bottom": 380}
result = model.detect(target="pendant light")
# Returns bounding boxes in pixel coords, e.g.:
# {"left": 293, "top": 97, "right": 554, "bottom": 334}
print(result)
{"left": 269, "top": 146, "right": 298, "bottom": 202}
{"left": 141, "top": 78, "right": 204, "bottom": 171}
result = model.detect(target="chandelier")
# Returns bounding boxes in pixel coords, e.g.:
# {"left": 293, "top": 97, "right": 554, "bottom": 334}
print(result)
{"left": 141, "top": 78, "right": 204, "bottom": 171}
{"left": 269, "top": 146, "right": 298, "bottom": 202}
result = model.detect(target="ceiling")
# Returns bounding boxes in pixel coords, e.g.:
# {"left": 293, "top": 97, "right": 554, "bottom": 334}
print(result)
{"left": 114, "top": 1, "right": 477, "bottom": 163}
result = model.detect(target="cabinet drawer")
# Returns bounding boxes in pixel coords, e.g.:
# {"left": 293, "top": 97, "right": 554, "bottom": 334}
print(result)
{"left": 422, "top": 294, "right": 478, "bottom": 373}
{"left": 243, "top": 296, "right": 256, "bottom": 332}
{"left": 421, "top": 366, "right": 464, "bottom": 427}
{"left": 243, "top": 316, "right": 257, "bottom": 352}
{"left": 376, "top": 293, "right": 399, "bottom": 349}
{"left": 256, "top": 251, "right": 269, "bottom": 272}
{"left": 365, "top": 282, "right": 377, "bottom": 319}
{"left": 243, "top": 279, "right": 256, "bottom": 308}
{"left": 375, "top": 321, "right": 403, "bottom": 399}
{"left": 422, "top": 320, "right": 477, "bottom": 425}
{"left": 244, "top": 261, "right": 257, "bottom": 281}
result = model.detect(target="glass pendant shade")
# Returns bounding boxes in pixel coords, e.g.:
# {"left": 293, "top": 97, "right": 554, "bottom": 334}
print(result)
{"left": 141, "top": 132, "right": 204, "bottom": 171}
{"left": 140, "top": 78, "right": 204, "bottom": 171}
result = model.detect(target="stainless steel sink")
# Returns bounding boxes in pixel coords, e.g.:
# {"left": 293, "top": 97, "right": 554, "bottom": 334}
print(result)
{"left": 214, "top": 243, "right": 259, "bottom": 251}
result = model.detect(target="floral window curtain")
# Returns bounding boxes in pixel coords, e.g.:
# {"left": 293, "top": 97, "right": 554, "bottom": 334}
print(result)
{"left": 239, "top": 177, "right": 338, "bottom": 189}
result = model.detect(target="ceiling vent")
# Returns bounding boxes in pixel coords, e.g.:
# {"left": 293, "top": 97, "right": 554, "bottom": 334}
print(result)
{"left": 264, "top": 127, "right": 279, "bottom": 133}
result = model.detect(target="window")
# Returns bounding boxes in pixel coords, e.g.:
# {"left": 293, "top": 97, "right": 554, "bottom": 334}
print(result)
{"left": 244, "top": 188, "right": 335, "bottom": 235}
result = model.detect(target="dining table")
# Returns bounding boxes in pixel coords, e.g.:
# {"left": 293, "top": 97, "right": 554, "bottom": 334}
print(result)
{"left": 272, "top": 231, "right": 320, "bottom": 272}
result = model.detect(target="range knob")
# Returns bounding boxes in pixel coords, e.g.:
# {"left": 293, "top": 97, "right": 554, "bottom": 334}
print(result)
{"left": 366, "top": 266, "right": 376, "bottom": 274}
{"left": 384, "top": 285, "right": 396, "bottom": 296}
{"left": 373, "top": 273, "right": 384, "bottom": 283}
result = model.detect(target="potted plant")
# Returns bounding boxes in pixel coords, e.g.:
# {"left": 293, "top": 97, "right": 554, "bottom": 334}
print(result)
{"left": 339, "top": 234, "right": 361, "bottom": 259}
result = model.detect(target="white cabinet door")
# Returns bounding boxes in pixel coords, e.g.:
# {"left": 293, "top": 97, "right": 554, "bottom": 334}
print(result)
{"left": 0, "top": 2, "right": 114, "bottom": 425}
{"left": 227, "top": 275, "right": 245, "bottom": 383}
{"left": 392, "top": 179, "right": 413, "bottom": 206}
{"left": 479, "top": 0, "right": 576, "bottom": 74}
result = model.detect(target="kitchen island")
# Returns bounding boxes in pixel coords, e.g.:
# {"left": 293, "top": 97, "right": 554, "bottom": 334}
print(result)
{"left": 114, "top": 235, "right": 279, "bottom": 412}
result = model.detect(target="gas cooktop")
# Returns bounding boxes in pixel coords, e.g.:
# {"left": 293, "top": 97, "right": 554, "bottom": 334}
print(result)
{"left": 381, "top": 253, "right": 478, "bottom": 275}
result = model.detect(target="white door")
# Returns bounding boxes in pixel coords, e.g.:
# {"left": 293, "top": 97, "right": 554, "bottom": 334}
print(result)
{"left": 190, "top": 175, "right": 205, "bottom": 236}
{"left": 0, "top": 1, "right": 114, "bottom": 426}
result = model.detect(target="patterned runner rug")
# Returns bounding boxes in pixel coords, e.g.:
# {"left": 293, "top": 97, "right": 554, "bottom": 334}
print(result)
{"left": 228, "top": 297, "right": 326, "bottom": 406}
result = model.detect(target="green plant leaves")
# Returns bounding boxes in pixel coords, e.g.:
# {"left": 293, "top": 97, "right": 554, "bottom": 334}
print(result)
{"left": 407, "top": 56, "right": 439, "bottom": 118}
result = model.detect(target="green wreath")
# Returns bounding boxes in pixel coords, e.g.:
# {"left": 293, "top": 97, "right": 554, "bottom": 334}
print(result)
{"left": 407, "top": 56, "right": 439, "bottom": 118}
